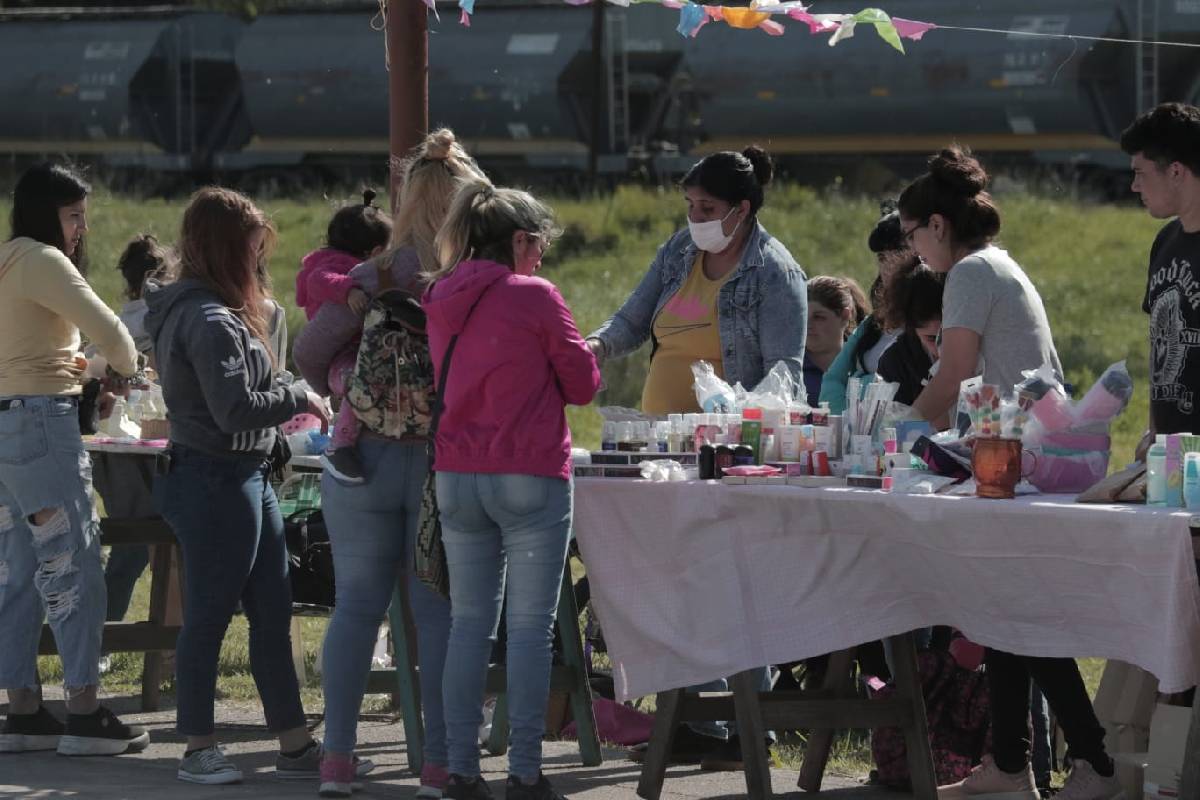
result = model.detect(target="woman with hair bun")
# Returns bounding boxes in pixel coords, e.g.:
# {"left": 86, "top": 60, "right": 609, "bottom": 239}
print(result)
{"left": 587, "top": 146, "right": 808, "bottom": 413}
{"left": 899, "top": 147, "right": 1119, "bottom": 800}
{"left": 900, "top": 145, "right": 1062, "bottom": 426}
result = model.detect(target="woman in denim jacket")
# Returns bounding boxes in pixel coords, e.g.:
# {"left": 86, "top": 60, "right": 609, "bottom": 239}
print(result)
{"left": 586, "top": 146, "right": 807, "bottom": 413}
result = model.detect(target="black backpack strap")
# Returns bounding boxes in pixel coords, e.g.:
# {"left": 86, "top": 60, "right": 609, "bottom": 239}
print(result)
{"left": 429, "top": 282, "right": 494, "bottom": 440}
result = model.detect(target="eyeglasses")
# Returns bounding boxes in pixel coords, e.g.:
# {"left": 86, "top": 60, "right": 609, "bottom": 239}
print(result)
{"left": 901, "top": 221, "right": 928, "bottom": 245}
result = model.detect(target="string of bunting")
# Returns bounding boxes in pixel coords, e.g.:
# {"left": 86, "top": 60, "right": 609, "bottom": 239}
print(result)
{"left": 422, "top": 0, "right": 1200, "bottom": 54}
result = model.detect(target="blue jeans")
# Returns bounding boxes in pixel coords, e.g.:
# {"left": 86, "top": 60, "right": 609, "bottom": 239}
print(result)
{"left": 156, "top": 444, "right": 306, "bottom": 736}
{"left": 438, "top": 472, "right": 572, "bottom": 782}
{"left": 319, "top": 438, "right": 452, "bottom": 762}
{"left": 0, "top": 395, "right": 106, "bottom": 691}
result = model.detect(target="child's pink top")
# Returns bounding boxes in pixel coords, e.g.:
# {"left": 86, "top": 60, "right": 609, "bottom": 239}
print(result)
{"left": 296, "top": 248, "right": 361, "bottom": 320}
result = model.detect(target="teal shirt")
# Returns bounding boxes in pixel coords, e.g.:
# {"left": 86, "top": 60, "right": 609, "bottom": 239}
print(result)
{"left": 818, "top": 321, "right": 871, "bottom": 414}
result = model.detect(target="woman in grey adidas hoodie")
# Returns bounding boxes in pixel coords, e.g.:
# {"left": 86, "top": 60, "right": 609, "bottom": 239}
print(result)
{"left": 145, "top": 188, "right": 334, "bottom": 786}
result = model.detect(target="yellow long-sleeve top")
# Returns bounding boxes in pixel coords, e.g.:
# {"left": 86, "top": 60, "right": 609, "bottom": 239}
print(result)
{"left": 0, "top": 238, "right": 137, "bottom": 396}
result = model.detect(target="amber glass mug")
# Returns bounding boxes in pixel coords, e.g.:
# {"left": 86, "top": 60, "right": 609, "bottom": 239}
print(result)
{"left": 972, "top": 437, "right": 1037, "bottom": 499}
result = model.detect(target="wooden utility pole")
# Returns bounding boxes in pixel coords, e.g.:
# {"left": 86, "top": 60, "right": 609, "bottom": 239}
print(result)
{"left": 387, "top": 0, "right": 429, "bottom": 210}
{"left": 588, "top": 0, "right": 606, "bottom": 180}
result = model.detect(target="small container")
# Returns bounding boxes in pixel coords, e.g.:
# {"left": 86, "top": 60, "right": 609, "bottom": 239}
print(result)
{"left": 779, "top": 426, "right": 802, "bottom": 461}
{"left": 733, "top": 445, "right": 756, "bottom": 466}
{"left": 882, "top": 427, "right": 898, "bottom": 455}
{"left": 810, "top": 402, "right": 830, "bottom": 426}
{"left": 1147, "top": 434, "right": 1167, "bottom": 506}
{"left": 654, "top": 421, "right": 671, "bottom": 453}
{"left": 698, "top": 444, "right": 717, "bottom": 480}
{"left": 813, "top": 450, "right": 831, "bottom": 477}
{"left": 715, "top": 444, "right": 736, "bottom": 477}
{"left": 1185, "top": 453, "right": 1200, "bottom": 510}
{"left": 741, "top": 408, "right": 763, "bottom": 463}
{"left": 600, "top": 420, "right": 617, "bottom": 451}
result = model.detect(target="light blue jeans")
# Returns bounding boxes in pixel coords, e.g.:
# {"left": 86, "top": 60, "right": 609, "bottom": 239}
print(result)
{"left": 0, "top": 395, "right": 106, "bottom": 691}
{"left": 320, "top": 438, "right": 452, "bottom": 762}
{"left": 438, "top": 472, "right": 572, "bottom": 782}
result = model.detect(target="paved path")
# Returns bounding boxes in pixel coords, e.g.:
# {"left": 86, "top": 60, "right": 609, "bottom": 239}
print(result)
{"left": 0, "top": 700, "right": 893, "bottom": 799}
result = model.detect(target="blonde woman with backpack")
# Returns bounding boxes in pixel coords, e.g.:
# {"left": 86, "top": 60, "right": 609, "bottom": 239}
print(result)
{"left": 293, "top": 129, "right": 489, "bottom": 799}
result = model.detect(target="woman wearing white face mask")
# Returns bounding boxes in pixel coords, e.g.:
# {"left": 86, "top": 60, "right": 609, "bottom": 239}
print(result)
{"left": 587, "top": 146, "right": 808, "bottom": 414}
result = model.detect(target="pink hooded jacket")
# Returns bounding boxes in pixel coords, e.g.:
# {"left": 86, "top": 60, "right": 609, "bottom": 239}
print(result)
{"left": 296, "top": 248, "right": 361, "bottom": 320}
{"left": 422, "top": 259, "right": 600, "bottom": 480}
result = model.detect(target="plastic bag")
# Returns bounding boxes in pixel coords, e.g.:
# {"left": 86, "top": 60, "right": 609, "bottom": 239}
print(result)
{"left": 1073, "top": 360, "right": 1133, "bottom": 426}
{"left": 691, "top": 361, "right": 736, "bottom": 413}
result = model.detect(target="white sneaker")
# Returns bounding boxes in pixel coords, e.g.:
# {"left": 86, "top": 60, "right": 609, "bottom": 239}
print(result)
{"left": 1056, "top": 760, "right": 1125, "bottom": 800}
{"left": 938, "top": 755, "right": 1038, "bottom": 800}
{"left": 177, "top": 745, "right": 243, "bottom": 785}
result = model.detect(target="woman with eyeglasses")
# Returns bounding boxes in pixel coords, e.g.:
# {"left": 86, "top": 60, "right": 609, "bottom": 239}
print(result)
{"left": 586, "top": 146, "right": 807, "bottom": 414}
{"left": 900, "top": 146, "right": 1061, "bottom": 428}
{"left": 899, "top": 146, "right": 1118, "bottom": 800}
{"left": 422, "top": 181, "right": 600, "bottom": 800}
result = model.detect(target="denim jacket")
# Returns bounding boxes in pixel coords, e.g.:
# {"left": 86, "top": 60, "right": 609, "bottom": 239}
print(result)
{"left": 590, "top": 221, "right": 807, "bottom": 391}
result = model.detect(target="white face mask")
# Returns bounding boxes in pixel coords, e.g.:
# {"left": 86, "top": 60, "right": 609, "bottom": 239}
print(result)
{"left": 688, "top": 207, "right": 742, "bottom": 253}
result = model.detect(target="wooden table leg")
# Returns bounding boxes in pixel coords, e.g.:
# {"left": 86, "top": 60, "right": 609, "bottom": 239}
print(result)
{"left": 637, "top": 688, "right": 683, "bottom": 800}
{"left": 731, "top": 668, "right": 773, "bottom": 800}
{"left": 1180, "top": 677, "right": 1200, "bottom": 800}
{"left": 139, "top": 541, "right": 177, "bottom": 712}
{"left": 888, "top": 632, "right": 937, "bottom": 800}
{"left": 797, "top": 648, "right": 855, "bottom": 792}
{"left": 556, "top": 565, "right": 603, "bottom": 766}
{"left": 387, "top": 578, "right": 424, "bottom": 773}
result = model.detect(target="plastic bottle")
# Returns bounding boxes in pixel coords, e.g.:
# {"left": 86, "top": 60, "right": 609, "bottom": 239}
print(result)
{"left": 600, "top": 421, "right": 617, "bottom": 451}
{"left": 653, "top": 421, "right": 670, "bottom": 453}
{"left": 741, "top": 408, "right": 763, "bottom": 464}
{"left": 1147, "top": 434, "right": 1168, "bottom": 506}
{"left": 1185, "top": 453, "right": 1200, "bottom": 511}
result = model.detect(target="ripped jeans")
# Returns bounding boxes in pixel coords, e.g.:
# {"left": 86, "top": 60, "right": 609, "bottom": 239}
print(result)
{"left": 0, "top": 395, "right": 106, "bottom": 692}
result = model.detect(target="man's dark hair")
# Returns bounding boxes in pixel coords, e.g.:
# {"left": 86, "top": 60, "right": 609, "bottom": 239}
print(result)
{"left": 1120, "top": 102, "right": 1200, "bottom": 175}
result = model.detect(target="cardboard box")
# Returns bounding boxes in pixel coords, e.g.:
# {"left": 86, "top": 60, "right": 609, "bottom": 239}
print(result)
{"left": 1141, "top": 703, "right": 1193, "bottom": 799}
{"left": 1111, "top": 750, "right": 1148, "bottom": 800}
{"left": 1094, "top": 660, "right": 1159, "bottom": 728}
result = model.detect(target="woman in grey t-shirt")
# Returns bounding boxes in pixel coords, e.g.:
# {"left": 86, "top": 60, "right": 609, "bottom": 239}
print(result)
{"left": 897, "top": 146, "right": 1118, "bottom": 800}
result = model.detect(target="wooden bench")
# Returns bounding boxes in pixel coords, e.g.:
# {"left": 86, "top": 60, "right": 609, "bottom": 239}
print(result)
{"left": 39, "top": 517, "right": 182, "bottom": 712}
{"left": 637, "top": 632, "right": 936, "bottom": 800}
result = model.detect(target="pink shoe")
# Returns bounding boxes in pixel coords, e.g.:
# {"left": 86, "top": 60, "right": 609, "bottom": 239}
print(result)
{"left": 319, "top": 752, "right": 356, "bottom": 798}
{"left": 417, "top": 762, "right": 451, "bottom": 799}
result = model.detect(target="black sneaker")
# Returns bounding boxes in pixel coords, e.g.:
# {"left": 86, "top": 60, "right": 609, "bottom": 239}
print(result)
{"left": 505, "top": 773, "right": 568, "bottom": 800}
{"left": 445, "top": 773, "right": 494, "bottom": 799}
{"left": 321, "top": 447, "right": 365, "bottom": 485}
{"left": 0, "top": 706, "right": 65, "bottom": 752}
{"left": 627, "top": 724, "right": 722, "bottom": 765}
{"left": 57, "top": 706, "right": 150, "bottom": 756}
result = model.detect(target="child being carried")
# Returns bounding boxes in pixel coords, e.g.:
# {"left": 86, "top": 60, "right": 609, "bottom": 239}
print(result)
{"left": 296, "top": 190, "right": 392, "bottom": 483}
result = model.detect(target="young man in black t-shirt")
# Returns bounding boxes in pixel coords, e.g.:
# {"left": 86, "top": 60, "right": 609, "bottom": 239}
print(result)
{"left": 1120, "top": 103, "right": 1200, "bottom": 454}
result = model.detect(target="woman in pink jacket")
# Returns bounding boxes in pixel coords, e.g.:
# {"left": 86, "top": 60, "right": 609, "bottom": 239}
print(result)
{"left": 422, "top": 181, "right": 600, "bottom": 800}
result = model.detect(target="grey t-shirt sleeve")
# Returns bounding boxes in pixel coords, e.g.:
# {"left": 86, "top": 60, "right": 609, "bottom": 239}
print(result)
{"left": 941, "top": 257, "right": 995, "bottom": 335}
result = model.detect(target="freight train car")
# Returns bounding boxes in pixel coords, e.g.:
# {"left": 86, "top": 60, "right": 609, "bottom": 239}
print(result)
{"left": 2, "top": 0, "right": 1199, "bottom": 179}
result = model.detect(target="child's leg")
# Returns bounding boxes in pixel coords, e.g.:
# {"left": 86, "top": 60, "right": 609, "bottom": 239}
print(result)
{"left": 331, "top": 403, "right": 361, "bottom": 451}
{"left": 327, "top": 351, "right": 361, "bottom": 451}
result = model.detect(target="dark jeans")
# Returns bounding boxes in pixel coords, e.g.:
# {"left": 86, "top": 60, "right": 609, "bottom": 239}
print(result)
{"left": 104, "top": 544, "right": 150, "bottom": 621}
{"left": 155, "top": 445, "right": 306, "bottom": 737}
{"left": 987, "top": 649, "right": 1108, "bottom": 774}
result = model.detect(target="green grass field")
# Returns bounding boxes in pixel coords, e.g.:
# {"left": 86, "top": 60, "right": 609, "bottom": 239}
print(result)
{"left": 4, "top": 185, "right": 1142, "bottom": 770}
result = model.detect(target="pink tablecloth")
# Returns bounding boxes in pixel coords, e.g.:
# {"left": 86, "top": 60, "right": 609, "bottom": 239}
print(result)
{"left": 573, "top": 479, "right": 1200, "bottom": 701}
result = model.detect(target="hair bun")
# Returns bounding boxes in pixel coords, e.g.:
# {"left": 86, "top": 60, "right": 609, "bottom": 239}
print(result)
{"left": 425, "top": 128, "right": 457, "bottom": 161}
{"left": 742, "top": 145, "right": 774, "bottom": 188}
{"left": 362, "top": 188, "right": 377, "bottom": 207}
{"left": 928, "top": 145, "right": 988, "bottom": 196}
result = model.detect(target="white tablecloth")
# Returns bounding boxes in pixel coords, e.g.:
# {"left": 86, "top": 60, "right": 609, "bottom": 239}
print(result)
{"left": 573, "top": 479, "right": 1200, "bottom": 700}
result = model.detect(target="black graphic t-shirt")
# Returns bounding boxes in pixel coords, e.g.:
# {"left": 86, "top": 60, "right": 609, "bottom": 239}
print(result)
{"left": 1143, "top": 219, "right": 1200, "bottom": 434}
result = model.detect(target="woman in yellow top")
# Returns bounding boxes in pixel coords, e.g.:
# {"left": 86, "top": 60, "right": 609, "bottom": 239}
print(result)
{"left": 587, "top": 147, "right": 808, "bottom": 414}
{"left": 0, "top": 163, "right": 147, "bottom": 756}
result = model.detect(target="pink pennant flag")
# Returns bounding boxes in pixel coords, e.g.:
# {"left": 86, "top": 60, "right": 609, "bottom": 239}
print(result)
{"left": 787, "top": 9, "right": 844, "bottom": 34}
{"left": 705, "top": 4, "right": 725, "bottom": 20}
{"left": 661, "top": 0, "right": 685, "bottom": 8}
{"left": 460, "top": 8, "right": 471, "bottom": 25}
{"left": 892, "top": 17, "right": 937, "bottom": 41}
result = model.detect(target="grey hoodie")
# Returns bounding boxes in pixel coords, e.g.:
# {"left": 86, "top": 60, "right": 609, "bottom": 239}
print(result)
{"left": 144, "top": 279, "right": 306, "bottom": 458}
